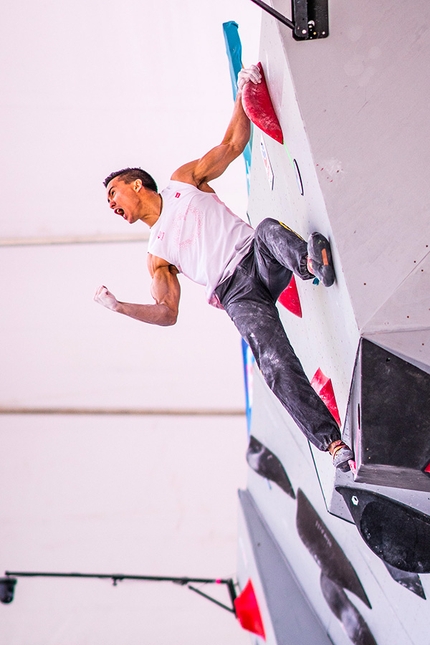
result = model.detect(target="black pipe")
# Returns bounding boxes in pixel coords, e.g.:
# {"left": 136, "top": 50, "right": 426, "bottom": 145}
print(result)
{"left": 249, "top": 0, "right": 294, "bottom": 30}
{"left": 4, "top": 571, "right": 237, "bottom": 614}
{"left": 5, "top": 571, "right": 231, "bottom": 585}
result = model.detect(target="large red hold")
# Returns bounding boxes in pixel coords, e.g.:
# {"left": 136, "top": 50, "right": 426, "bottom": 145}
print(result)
{"left": 241, "top": 62, "right": 284, "bottom": 144}
{"left": 234, "top": 579, "right": 266, "bottom": 639}
{"left": 311, "top": 368, "right": 342, "bottom": 426}
{"left": 278, "top": 275, "right": 302, "bottom": 318}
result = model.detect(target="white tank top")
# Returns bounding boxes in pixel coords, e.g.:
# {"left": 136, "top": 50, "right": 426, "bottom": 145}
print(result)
{"left": 148, "top": 181, "right": 254, "bottom": 307}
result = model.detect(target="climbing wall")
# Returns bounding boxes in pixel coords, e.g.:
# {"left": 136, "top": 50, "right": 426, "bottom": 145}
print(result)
{"left": 235, "top": 2, "right": 430, "bottom": 644}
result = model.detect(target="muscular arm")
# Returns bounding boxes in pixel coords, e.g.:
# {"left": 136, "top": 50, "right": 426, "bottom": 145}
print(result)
{"left": 94, "top": 256, "right": 180, "bottom": 327}
{"left": 171, "top": 87, "right": 252, "bottom": 190}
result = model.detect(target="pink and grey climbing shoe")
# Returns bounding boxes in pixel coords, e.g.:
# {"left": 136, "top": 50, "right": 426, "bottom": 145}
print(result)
{"left": 329, "top": 440, "right": 354, "bottom": 472}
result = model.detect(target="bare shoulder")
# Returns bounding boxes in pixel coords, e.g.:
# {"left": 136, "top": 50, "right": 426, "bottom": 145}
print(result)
{"left": 171, "top": 162, "right": 215, "bottom": 194}
{"left": 147, "top": 253, "right": 179, "bottom": 278}
{"left": 171, "top": 161, "right": 198, "bottom": 186}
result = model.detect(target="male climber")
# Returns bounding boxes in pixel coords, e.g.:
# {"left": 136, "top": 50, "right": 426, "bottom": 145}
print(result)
{"left": 94, "top": 65, "right": 354, "bottom": 471}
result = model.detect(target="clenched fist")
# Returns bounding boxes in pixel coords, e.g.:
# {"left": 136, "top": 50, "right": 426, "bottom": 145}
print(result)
{"left": 94, "top": 285, "right": 119, "bottom": 311}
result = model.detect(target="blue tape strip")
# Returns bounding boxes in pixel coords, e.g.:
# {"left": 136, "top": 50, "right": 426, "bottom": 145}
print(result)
{"left": 223, "top": 21, "right": 255, "bottom": 433}
{"left": 222, "top": 21, "right": 252, "bottom": 193}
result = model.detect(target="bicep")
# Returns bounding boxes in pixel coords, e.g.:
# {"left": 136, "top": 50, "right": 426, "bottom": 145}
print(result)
{"left": 150, "top": 263, "right": 181, "bottom": 313}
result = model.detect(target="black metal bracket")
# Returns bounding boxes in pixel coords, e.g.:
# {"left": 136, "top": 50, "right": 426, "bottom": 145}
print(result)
{"left": 187, "top": 585, "right": 236, "bottom": 613}
{"left": 249, "top": 0, "right": 329, "bottom": 40}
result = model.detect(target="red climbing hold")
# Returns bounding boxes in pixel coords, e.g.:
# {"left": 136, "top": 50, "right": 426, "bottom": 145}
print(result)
{"left": 234, "top": 579, "right": 266, "bottom": 639}
{"left": 278, "top": 275, "right": 302, "bottom": 318}
{"left": 241, "top": 62, "right": 284, "bottom": 145}
{"left": 311, "top": 368, "right": 342, "bottom": 426}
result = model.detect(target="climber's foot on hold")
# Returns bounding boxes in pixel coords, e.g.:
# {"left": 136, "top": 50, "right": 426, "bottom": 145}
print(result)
{"left": 307, "top": 233, "right": 335, "bottom": 287}
{"left": 328, "top": 439, "right": 354, "bottom": 472}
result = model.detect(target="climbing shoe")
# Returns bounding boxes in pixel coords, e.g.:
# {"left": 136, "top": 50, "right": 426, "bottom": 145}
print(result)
{"left": 329, "top": 440, "right": 354, "bottom": 472}
{"left": 307, "top": 232, "right": 335, "bottom": 287}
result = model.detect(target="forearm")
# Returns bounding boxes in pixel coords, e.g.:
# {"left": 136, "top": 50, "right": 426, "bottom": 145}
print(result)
{"left": 115, "top": 300, "right": 177, "bottom": 326}
{"left": 221, "top": 90, "right": 251, "bottom": 154}
{"left": 95, "top": 264, "right": 180, "bottom": 326}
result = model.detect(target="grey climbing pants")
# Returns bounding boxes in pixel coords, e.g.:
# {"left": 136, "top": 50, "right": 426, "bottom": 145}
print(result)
{"left": 214, "top": 218, "right": 341, "bottom": 452}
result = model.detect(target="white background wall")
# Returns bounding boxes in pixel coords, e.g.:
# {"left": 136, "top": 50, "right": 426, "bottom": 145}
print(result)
{"left": 0, "top": 1, "right": 261, "bottom": 642}
{"left": 0, "top": 416, "right": 249, "bottom": 644}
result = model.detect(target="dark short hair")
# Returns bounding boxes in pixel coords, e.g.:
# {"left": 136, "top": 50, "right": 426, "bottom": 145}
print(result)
{"left": 103, "top": 167, "right": 158, "bottom": 192}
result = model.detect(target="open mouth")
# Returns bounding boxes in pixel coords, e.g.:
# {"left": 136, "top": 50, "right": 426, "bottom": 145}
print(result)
{"left": 115, "top": 208, "right": 125, "bottom": 218}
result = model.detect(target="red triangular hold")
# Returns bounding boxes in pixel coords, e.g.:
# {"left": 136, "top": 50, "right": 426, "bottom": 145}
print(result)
{"left": 234, "top": 579, "right": 266, "bottom": 640}
{"left": 278, "top": 275, "right": 302, "bottom": 318}
{"left": 311, "top": 368, "right": 341, "bottom": 426}
{"left": 241, "top": 62, "right": 284, "bottom": 144}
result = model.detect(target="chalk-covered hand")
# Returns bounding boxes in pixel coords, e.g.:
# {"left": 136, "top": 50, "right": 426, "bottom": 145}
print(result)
{"left": 237, "top": 64, "right": 262, "bottom": 91}
{"left": 94, "top": 285, "right": 119, "bottom": 311}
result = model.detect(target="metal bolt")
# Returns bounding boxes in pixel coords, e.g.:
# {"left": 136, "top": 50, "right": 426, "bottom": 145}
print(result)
{"left": 351, "top": 496, "right": 359, "bottom": 506}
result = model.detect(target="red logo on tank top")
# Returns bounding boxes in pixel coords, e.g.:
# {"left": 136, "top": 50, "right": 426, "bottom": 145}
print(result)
{"left": 175, "top": 192, "right": 181, "bottom": 198}
{"left": 158, "top": 231, "right": 165, "bottom": 240}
